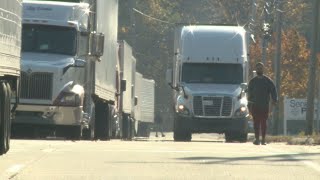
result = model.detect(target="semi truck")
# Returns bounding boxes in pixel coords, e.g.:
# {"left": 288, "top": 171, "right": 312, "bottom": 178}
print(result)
{"left": 134, "top": 73, "right": 155, "bottom": 137}
{"left": 167, "top": 25, "right": 250, "bottom": 142}
{"left": 0, "top": 0, "right": 22, "bottom": 155}
{"left": 13, "top": 0, "right": 119, "bottom": 140}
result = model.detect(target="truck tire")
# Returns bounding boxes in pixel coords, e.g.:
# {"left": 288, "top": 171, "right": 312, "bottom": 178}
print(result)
{"left": 0, "top": 82, "right": 9, "bottom": 155}
{"left": 173, "top": 115, "right": 191, "bottom": 142}
{"left": 237, "top": 132, "right": 248, "bottom": 143}
{"left": 121, "top": 113, "right": 130, "bottom": 140}
{"left": 94, "top": 101, "right": 110, "bottom": 141}
{"left": 5, "top": 83, "right": 12, "bottom": 150}
{"left": 225, "top": 132, "right": 248, "bottom": 143}
{"left": 137, "top": 122, "right": 150, "bottom": 137}
{"left": 69, "top": 126, "right": 82, "bottom": 141}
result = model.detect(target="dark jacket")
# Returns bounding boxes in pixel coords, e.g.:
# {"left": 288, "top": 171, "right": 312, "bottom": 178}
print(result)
{"left": 247, "top": 75, "right": 278, "bottom": 109}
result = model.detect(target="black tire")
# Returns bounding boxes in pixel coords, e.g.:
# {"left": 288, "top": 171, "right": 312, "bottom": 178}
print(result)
{"left": 68, "top": 126, "right": 82, "bottom": 141}
{"left": 94, "top": 101, "right": 110, "bottom": 141}
{"left": 5, "top": 83, "right": 12, "bottom": 150}
{"left": 121, "top": 113, "right": 130, "bottom": 140}
{"left": 0, "top": 82, "right": 7, "bottom": 155}
{"left": 225, "top": 132, "right": 248, "bottom": 143}
{"left": 0, "top": 82, "right": 9, "bottom": 155}
{"left": 173, "top": 114, "right": 191, "bottom": 142}
{"left": 238, "top": 132, "right": 248, "bottom": 143}
{"left": 137, "top": 122, "right": 150, "bottom": 137}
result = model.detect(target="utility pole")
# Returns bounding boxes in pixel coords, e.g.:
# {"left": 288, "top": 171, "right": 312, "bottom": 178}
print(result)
{"left": 306, "top": 0, "right": 320, "bottom": 136}
{"left": 261, "top": 0, "right": 273, "bottom": 65}
{"left": 129, "top": 0, "right": 136, "bottom": 56}
{"left": 272, "top": 0, "right": 283, "bottom": 135}
{"left": 248, "top": 0, "right": 257, "bottom": 34}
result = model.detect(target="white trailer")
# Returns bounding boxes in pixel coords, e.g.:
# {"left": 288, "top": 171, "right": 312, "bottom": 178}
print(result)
{"left": 118, "top": 40, "right": 136, "bottom": 139}
{"left": 135, "top": 73, "right": 155, "bottom": 137}
{"left": 0, "top": 0, "right": 22, "bottom": 155}
{"left": 14, "top": 0, "right": 118, "bottom": 140}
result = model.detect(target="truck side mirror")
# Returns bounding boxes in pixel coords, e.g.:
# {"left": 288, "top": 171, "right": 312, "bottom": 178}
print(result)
{"left": 89, "top": 32, "right": 104, "bottom": 57}
{"left": 121, "top": 79, "right": 127, "bottom": 92}
{"left": 134, "top": 96, "right": 138, "bottom": 106}
{"left": 166, "top": 69, "right": 173, "bottom": 85}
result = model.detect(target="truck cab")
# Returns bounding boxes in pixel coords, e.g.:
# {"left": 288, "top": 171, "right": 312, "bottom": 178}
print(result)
{"left": 167, "top": 25, "right": 250, "bottom": 142}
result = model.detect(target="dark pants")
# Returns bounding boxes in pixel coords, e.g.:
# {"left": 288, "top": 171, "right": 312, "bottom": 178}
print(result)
{"left": 251, "top": 106, "right": 269, "bottom": 140}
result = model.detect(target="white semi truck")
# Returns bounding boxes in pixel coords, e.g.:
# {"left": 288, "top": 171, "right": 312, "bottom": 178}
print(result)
{"left": 0, "top": 0, "right": 22, "bottom": 155}
{"left": 14, "top": 0, "right": 119, "bottom": 140}
{"left": 134, "top": 72, "right": 155, "bottom": 137}
{"left": 167, "top": 25, "right": 250, "bottom": 142}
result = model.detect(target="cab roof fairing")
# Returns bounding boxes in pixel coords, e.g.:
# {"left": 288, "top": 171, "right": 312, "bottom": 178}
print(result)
{"left": 22, "top": 1, "right": 90, "bottom": 32}
{"left": 178, "top": 26, "right": 248, "bottom": 64}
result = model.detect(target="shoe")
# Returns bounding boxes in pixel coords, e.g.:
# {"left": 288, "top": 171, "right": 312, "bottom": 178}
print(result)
{"left": 261, "top": 140, "right": 267, "bottom": 145}
{"left": 162, "top": 134, "right": 165, "bottom": 137}
{"left": 253, "top": 139, "right": 260, "bottom": 145}
{"left": 155, "top": 134, "right": 158, "bottom": 137}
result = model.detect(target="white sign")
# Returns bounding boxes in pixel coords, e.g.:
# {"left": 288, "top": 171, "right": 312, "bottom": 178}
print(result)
{"left": 283, "top": 97, "right": 320, "bottom": 135}
{"left": 284, "top": 98, "right": 318, "bottom": 121}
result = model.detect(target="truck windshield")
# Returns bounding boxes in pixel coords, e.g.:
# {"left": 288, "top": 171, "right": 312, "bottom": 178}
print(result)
{"left": 182, "top": 63, "right": 243, "bottom": 84}
{"left": 22, "top": 24, "right": 77, "bottom": 56}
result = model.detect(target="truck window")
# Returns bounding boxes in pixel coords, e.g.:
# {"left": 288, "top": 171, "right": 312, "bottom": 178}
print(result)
{"left": 22, "top": 24, "right": 77, "bottom": 56}
{"left": 181, "top": 63, "right": 243, "bottom": 84}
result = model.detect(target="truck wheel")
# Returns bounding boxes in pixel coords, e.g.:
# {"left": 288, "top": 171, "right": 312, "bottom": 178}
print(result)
{"left": 225, "top": 132, "right": 234, "bottom": 142}
{"left": 94, "top": 101, "right": 110, "bottom": 141}
{"left": 237, "top": 132, "right": 248, "bottom": 143}
{"left": 225, "top": 132, "right": 248, "bottom": 143}
{"left": 121, "top": 113, "right": 130, "bottom": 140}
{"left": 68, "top": 126, "right": 82, "bottom": 141}
{"left": 173, "top": 115, "right": 191, "bottom": 142}
{"left": 137, "top": 122, "right": 150, "bottom": 137}
{"left": 5, "top": 83, "right": 12, "bottom": 151}
{"left": 0, "top": 82, "right": 8, "bottom": 155}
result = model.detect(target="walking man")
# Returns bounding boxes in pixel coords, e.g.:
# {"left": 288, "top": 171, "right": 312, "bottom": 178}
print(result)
{"left": 247, "top": 62, "right": 278, "bottom": 145}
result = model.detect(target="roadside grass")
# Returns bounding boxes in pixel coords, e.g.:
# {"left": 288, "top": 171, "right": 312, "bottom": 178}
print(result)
{"left": 265, "top": 132, "right": 320, "bottom": 145}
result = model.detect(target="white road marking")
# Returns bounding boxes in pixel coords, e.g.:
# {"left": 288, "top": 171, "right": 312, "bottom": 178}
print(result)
{"left": 303, "top": 161, "right": 320, "bottom": 173}
{"left": 6, "top": 164, "right": 25, "bottom": 174}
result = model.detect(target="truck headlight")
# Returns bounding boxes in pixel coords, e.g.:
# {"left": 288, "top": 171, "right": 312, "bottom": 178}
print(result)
{"left": 234, "top": 106, "right": 248, "bottom": 118}
{"left": 53, "top": 92, "right": 81, "bottom": 107}
{"left": 177, "top": 104, "right": 190, "bottom": 115}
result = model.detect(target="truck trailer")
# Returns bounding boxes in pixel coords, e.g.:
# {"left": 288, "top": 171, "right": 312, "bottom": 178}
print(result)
{"left": 14, "top": 0, "right": 119, "bottom": 140}
{"left": 0, "top": 0, "right": 22, "bottom": 155}
{"left": 117, "top": 40, "right": 136, "bottom": 140}
{"left": 134, "top": 72, "right": 155, "bottom": 137}
{"left": 167, "top": 25, "right": 250, "bottom": 142}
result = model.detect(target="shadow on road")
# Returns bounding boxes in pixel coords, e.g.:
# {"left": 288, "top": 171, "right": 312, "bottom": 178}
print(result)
{"left": 175, "top": 153, "right": 319, "bottom": 164}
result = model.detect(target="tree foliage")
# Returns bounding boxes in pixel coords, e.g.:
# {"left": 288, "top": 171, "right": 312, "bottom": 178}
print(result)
{"left": 250, "top": 29, "right": 310, "bottom": 98}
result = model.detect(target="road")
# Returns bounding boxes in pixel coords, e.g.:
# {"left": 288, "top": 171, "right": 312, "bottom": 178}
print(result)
{"left": 0, "top": 133, "right": 320, "bottom": 180}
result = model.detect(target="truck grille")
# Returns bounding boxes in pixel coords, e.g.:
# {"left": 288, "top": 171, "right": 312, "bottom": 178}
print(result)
{"left": 193, "top": 96, "right": 233, "bottom": 117}
{"left": 20, "top": 72, "right": 53, "bottom": 100}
